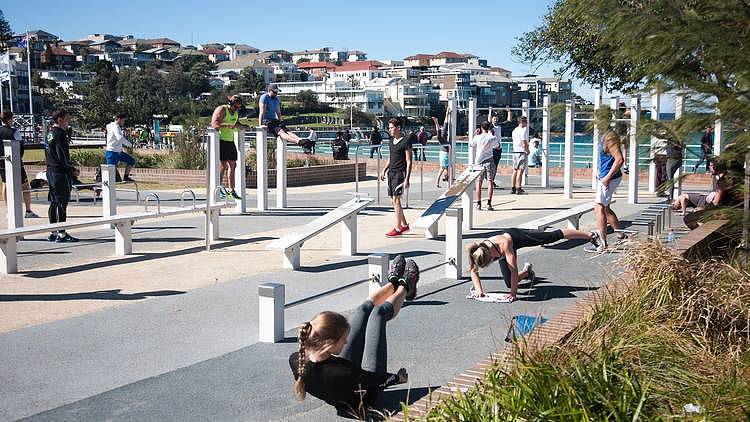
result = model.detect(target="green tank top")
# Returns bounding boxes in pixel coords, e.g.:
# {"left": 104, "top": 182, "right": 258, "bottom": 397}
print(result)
{"left": 219, "top": 105, "right": 238, "bottom": 142}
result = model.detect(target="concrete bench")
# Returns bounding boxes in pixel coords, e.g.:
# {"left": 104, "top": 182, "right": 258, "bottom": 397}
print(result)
{"left": 0, "top": 203, "right": 230, "bottom": 274}
{"left": 519, "top": 201, "right": 616, "bottom": 231}
{"left": 413, "top": 166, "right": 484, "bottom": 238}
{"left": 266, "top": 196, "right": 374, "bottom": 269}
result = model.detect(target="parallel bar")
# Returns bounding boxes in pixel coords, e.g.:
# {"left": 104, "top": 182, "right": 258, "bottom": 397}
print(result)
{"left": 284, "top": 276, "right": 375, "bottom": 309}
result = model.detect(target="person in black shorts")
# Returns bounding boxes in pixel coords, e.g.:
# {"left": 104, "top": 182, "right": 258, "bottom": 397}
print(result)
{"left": 380, "top": 118, "right": 413, "bottom": 237}
{"left": 290, "top": 255, "right": 419, "bottom": 419}
{"left": 467, "top": 228, "right": 604, "bottom": 302}
{"left": 45, "top": 109, "right": 79, "bottom": 243}
{"left": 0, "top": 111, "right": 39, "bottom": 218}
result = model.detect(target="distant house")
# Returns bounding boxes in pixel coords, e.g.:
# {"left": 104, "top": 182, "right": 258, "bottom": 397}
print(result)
{"left": 341, "top": 50, "right": 367, "bottom": 62}
{"left": 38, "top": 70, "right": 94, "bottom": 91}
{"left": 144, "top": 47, "right": 177, "bottom": 62}
{"left": 263, "top": 50, "right": 293, "bottom": 63}
{"left": 292, "top": 47, "right": 334, "bottom": 63}
{"left": 89, "top": 39, "right": 122, "bottom": 53}
{"left": 223, "top": 43, "right": 259, "bottom": 61}
{"left": 198, "top": 43, "right": 225, "bottom": 51}
{"left": 403, "top": 52, "right": 486, "bottom": 68}
{"left": 41, "top": 47, "right": 77, "bottom": 70}
{"left": 119, "top": 37, "right": 180, "bottom": 51}
{"left": 296, "top": 61, "right": 336, "bottom": 81}
{"left": 59, "top": 40, "right": 93, "bottom": 55}
{"left": 202, "top": 48, "right": 230, "bottom": 63}
{"left": 329, "top": 60, "right": 385, "bottom": 87}
{"left": 85, "top": 33, "right": 126, "bottom": 43}
{"left": 216, "top": 56, "right": 275, "bottom": 85}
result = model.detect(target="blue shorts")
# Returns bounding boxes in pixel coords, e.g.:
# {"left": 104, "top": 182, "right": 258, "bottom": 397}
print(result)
{"left": 105, "top": 151, "right": 136, "bottom": 167}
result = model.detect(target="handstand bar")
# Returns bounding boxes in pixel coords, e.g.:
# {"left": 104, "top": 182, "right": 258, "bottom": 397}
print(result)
{"left": 284, "top": 275, "right": 378, "bottom": 309}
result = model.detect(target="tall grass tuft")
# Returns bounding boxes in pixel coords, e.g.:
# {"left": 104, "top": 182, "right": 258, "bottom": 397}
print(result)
{"left": 420, "top": 241, "right": 750, "bottom": 421}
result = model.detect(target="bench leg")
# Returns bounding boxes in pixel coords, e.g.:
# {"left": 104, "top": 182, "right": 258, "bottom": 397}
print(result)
{"left": 425, "top": 222, "right": 438, "bottom": 239}
{"left": 283, "top": 245, "right": 301, "bottom": 270}
{"left": 258, "top": 283, "right": 285, "bottom": 343}
{"left": 461, "top": 181, "right": 474, "bottom": 231}
{"left": 368, "top": 253, "right": 389, "bottom": 295}
{"left": 566, "top": 215, "right": 581, "bottom": 230}
{"left": 115, "top": 221, "right": 132, "bottom": 256}
{"left": 446, "top": 208, "right": 463, "bottom": 280}
{"left": 0, "top": 238, "right": 18, "bottom": 274}
{"left": 208, "top": 208, "right": 220, "bottom": 241}
{"left": 341, "top": 214, "right": 356, "bottom": 256}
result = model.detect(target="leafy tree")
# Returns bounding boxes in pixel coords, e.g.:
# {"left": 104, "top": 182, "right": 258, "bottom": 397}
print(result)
{"left": 118, "top": 65, "right": 167, "bottom": 125}
{"left": 230, "top": 66, "right": 266, "bottom": 94}
{"left": 76, "top": 60, "right": 119, "bottom": 129}
{"left": 187, "top": 62, "right": 211, "bottom": 97}
{"left": 164, "top": 68, "right": 191, "bottom": 100}
{"left": 295, "top": 90, "right": 320, "bottom": 110}
{"left": 0, "top": 10, "right": 11, "bottom": 52}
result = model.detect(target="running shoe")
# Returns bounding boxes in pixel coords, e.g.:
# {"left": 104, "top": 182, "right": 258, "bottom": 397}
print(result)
{"left": 590, "top": 230, "right": 604, "bottom": 249}
{"left": 399, "top": 224, "right": 410, "bottom": 234}
{"left": 229, "top": 189, "right": 241, "bottom": 200}
{"left": 521, "top": 262, "right": 533, "bottom": 278}
{"left": 516, "top": 188, "right": 526, "bottom": 195}
{"left": 486, "top": 203, "right": 495, "bottom": 211}
{"left": 584, "top": 243, "right": 607, "bottom": 253}
{"left": 476, "top": 201, "right": 482, "bottom": 210}
{"left": 385, "top": 227, "right": 402, "bottom": 237}
{"left": 55, "top": 233, "right": 79, "bottom": 243}
{"left": 24, "top": 211, "right": 40, "bottom": 218}
{"left": 48, "top": 233, "right": 58, "bottom": 242}
{"left": 510, "top": 187, "right": 516, "bottom": 195}
{"left": 388, "top": 254, "right": 406, "bottom": 283}
{"left": 402, "top": 259, "right": 420, "bottom": 300}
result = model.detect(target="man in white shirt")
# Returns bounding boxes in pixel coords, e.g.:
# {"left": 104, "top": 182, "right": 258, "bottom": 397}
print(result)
{"left": 510, "top": 116, "right": 529, "bottom": 194}
{"left": 105, "top": 114, "right": 136, "bottom": 182}
{"left": 469, "top": 121, "right": 501, "bottom": 210}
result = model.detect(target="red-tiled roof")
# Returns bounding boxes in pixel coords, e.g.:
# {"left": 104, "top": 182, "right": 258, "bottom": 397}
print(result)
{"left": 334, "top": 60, "right": 383, "bottom": 72}
{"left": 297, "top": 61, "right": 336, "bottom": 70}
{"left": 404, "top": 53, "right": 434, "bottom": 60}
{"left": 435, "top": 51, "right": 464, "bottom": 59}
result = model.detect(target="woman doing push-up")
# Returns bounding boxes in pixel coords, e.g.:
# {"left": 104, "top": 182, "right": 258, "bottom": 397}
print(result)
{"left": 290, "top": 255, "right": 419, "bottom": 418}
{"left": 467, "top": 228, "right": 604, "bottom": 303}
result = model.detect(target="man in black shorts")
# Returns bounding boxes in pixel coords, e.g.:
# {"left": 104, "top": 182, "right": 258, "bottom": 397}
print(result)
{"left": 257, "top": 84, "right": 311, "bottom": 148}
{"left": 211, "top": 95, "right": 245, "bottom": 199}
{"left": 1, "top": 111, "right": 39, "bottom": 218}
{"left": 380, "top": 118, "right": 413, "bottom": 237}
{"left": 467, "top": 227, "right": 603, "bottom": 302}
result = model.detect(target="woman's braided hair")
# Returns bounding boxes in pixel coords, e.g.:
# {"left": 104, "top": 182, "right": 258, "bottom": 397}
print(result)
{"left": 294, "top": 311, "right": 350, "bottom": 401}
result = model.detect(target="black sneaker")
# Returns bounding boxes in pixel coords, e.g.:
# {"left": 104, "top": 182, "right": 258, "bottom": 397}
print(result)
{"left": 510, "top": 187, "right": 516, "bottom": 194}
{"left": 123, "top": 176, "right": 135, "bottom": 182}
{"left": 388, "top": 255, "right": 406, "bottom": 285}
{"left": 516, "top": 188, "right": 526, "bottom": 195}
{"left": 476, "top": 201, "right": 482, "bottom": 210}
{"left": 48, "top": 233, "right": 58, "bottom": 242}
{"left": 229, "top": 189, "right": 241, "bottom": 200}
{"left": 55, "top": 233, "right": 79, "bottom": 243}
{"left": 402, "top": 259, "right": 420, "bottom": 300}
{"left": 487, "top": 202, "right": 494, "bottom": 211}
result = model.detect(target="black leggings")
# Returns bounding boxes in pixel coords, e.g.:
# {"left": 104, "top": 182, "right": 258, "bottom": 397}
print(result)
{"left": 340, "top": 300, "right": 393, "bottom": 375}
{"left": 497, "top": 229, "right": 564, "bottom": 287}
{"left": 47, "top": 169, "right": 71, "bottom": 227}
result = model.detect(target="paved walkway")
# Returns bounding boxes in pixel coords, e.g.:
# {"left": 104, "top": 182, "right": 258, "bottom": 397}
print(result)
{"left": 0, "top": 174, "right": 656, "bottom": 421}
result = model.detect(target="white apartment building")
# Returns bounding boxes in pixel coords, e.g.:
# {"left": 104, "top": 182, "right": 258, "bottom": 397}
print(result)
{"left": 223, "top": 43, "right": 259, "bottom": 61}
{"left": 274, "top": 80, "right": 384, "bottom": 115}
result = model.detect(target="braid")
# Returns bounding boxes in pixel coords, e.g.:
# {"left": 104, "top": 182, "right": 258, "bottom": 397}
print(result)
{"left": 294, "top": 322, "right": 312, "bottom": 400}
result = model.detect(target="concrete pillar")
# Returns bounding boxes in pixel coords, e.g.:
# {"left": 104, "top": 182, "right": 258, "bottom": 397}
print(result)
{"left": 368, "top": 253, "right": 389, "bottom": 295}
{"left": 340, "top": 214, "right": 356, "bottom": 256}
{"left": 714, "top": 117, "right": 723, "bottom": 156}
{"left": 445, "top": 207, "right": 463, "bottom": 280}
{"left": 258, "top": 283, "right": 285, "bottom": 343}
{"left": 541, "top": 95, "right": 551, "bottom": 188}
{"left": 101, "top": 164, "right": 116, "bottom": 229}
{"left": 114, "top": 220, "right": 132, "bottom": 255}
{"left": 674, "top": 94, "right": 685, "bottom": 197}
{"left": 563, "top": 100, "right": 574, "bottom": 199}
{"left": 256, "top": 127, "right": 268, "bottom": 211}
{"left": 234, "top": 129, "right": 247, "bottom": 213}
{"left": 628, "top": 95, "right": 641, "bottom": 204}
{"left": 648, "top": 90, "right": 660, "bottom": 194}
{"left": 467, "top": 98, "right": 477, "bottom": 164}
{"left": 207, "top": 129, "right": 221, "bottom": 241}
{"left": 276, "top": 137, "right": 287, "bottom": 209}
{"left": 461, "top": 180, "right": 474, "bottom": 231}
{"left": 3, "top": 140, "right": 22, "bottom": 230}
{"left": 448, "top": 97, "right": 457, "bottom": 183}
{"left": 591, "top": 88, "right": 602, "bottom": 190}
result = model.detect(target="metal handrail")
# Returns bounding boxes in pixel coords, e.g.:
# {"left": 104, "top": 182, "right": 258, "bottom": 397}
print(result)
{"left": 285, "top": 275, "right": 378, "bottom": 309}
{"left": 144, "top": 192, "right": 161, "bottom": 214}
{"left": 179, "top": 188, "right": 197, "bottom": 209}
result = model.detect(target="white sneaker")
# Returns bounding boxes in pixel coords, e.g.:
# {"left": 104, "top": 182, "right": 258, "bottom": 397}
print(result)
{"left": 584, "top": 243, "right": 607, "bottom": 253}
{"left": 24, "top": 211, "right": 40, "bottom": 218}
{"left": 521, "top": 262, "right": 533, "bottom": 277}
{"left": 590, "top": 230, "right": 604, "bottom": 249}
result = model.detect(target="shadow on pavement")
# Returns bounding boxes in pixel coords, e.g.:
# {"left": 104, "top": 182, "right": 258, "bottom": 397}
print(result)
{"left": 0, "top": 289, "right": 185, "bottom": 302}
{"left": 523, "top": 284, "right": 598, "bottom": 302}
{"left": 374, "top": 386, "right": 440, "bottom": 420}
{"left": 19, "top": 236, "right": 276, "bottom": 279}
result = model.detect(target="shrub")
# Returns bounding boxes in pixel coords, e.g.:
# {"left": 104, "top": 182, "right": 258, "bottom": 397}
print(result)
{"left": 70, "top": 149, "right": 105, "bottom": 167}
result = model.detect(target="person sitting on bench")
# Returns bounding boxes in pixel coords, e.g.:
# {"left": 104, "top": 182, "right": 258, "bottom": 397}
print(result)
{"left": 467, "top": 228, "right": 603, "bottom": 303}
{"left": 290, "top": 255, "right": 419, "bottom": 419}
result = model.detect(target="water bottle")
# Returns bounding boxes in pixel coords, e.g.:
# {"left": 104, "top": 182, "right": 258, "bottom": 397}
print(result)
{"left": 666, "top": 229, "right": 677, "bottom": 250}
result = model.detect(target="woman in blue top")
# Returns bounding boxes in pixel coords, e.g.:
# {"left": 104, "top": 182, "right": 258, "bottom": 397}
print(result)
{"left": 586, "top": 130, "right": 625, "bottom": 253}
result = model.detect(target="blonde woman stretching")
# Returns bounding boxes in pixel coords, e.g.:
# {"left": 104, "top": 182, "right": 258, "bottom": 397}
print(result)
{"left": 290, "top": 255, "right": 419, "bottom": 418}
{"left": 467, "top": 228, "right": 603, "bottom": 303}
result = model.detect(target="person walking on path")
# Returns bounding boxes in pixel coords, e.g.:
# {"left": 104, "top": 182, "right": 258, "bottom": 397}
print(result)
{"left": 585, "top": 130, "right": 625, "bottom": 253}
{"left": 467, "top": 228, "right": 604, "bottom": 303}
{"left": 0, "top": 111, "right": 39, "bottom": 218}
{"left": 693, "top": 126, "right": 713, "bottom": 173}
{"left": 45, "top": 109, "right": 78, "bottom": 243}
{"left": 381, "top": 118, "right": 413, "bottom": 237}
{"left": 211, "top": 95, "right": 244, "bottom": 200}
{"left": 662, "top": 138, "right": 684, "bottom": 200}
{"left": 105, "top": 113, "right": 136, "bottom": 182}
{"left": 470, "top": 121, "right": 501, "bottom": 210}
{"left": 368, "top": 127, "right": 382, "bottom": 159}
{"left": 258, "top": 84, "right": 310, "bottom": 147}
{"left": 431, "top": 105, "right": 452, "bottom": 188}
{"left": 490, "top": 115, "right": 504, "bottom": 188}
{"left": 510, "top": 116, "right": 529, "bottom": 194}
{"left": 290, "top": 255, "right": 418, "bottom": 419}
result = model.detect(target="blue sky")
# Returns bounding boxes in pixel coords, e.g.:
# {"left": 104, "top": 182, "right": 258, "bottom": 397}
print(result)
{"left": 2, "top": 1, "right": 601, "bottom": 97}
